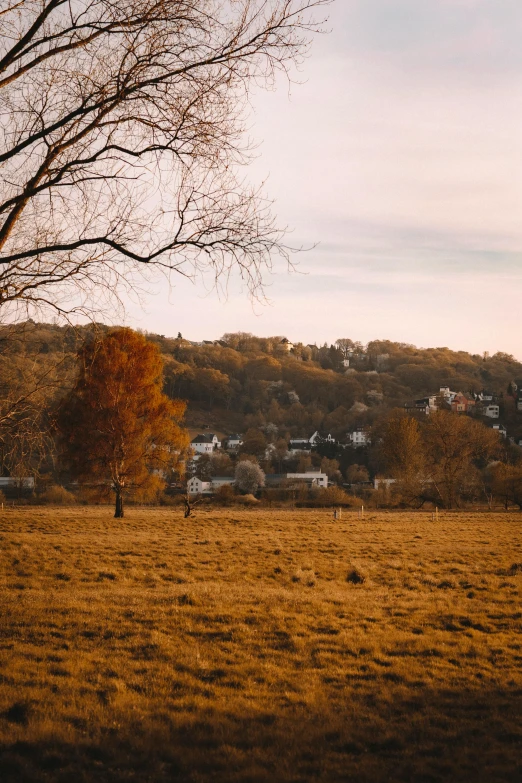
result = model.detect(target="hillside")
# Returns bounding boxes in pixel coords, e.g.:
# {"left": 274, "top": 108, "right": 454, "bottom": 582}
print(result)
{"left": 2, "top": 323, "right": 522, "bottom": 443}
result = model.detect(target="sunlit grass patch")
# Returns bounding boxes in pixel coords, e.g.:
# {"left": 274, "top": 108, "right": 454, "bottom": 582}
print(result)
{"left": 0, "top": 507, "right": 520, "bottom": 782}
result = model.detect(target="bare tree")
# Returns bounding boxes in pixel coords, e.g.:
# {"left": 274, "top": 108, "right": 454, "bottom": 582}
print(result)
{"left": 0, "top": 327, "right": 63, "bottom": 482}
{"left": 0, "top": 0, "right": 330, "bottom": 320}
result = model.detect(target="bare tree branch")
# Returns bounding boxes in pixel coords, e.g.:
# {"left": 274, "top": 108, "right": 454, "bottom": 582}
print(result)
{"left": 0, "top": 1, "right": 330, "bottom": 319}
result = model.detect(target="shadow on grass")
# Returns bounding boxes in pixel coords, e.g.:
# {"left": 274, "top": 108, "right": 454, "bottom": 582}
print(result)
{"left": 1, "top": 685, "right": 522, "bottom": 782}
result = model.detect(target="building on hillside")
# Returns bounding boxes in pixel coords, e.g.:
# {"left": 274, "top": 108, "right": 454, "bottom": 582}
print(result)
{"left": 225, "top": 434, "right": 243, "bottom": 449}
{"left": 309, "top": 431, "right": 336, "bottom": 447}
{"left": 278, "top": 337, "right": 294, "bottom": 352}
{"left": 451, "top": 392, "right": 475, "bottom": 414}
{"left": 190, "top": 434, "right": 219, "bottom": 455}
{"left": 477, "top": 390, "right": 495, "bottom": 402}
{"left": 288, "top": 438, "right": 312, "bottom": 454}
{"left": 404, "top": 399, "right": 431, "bottom": 415}
{"left": 492, "top": 424, "right": 507, "bottom": 438}
{"left": 439, "top": 387, "right": 457, "bottom": 404}
{"left": 347, "top": 428, "right": 371, "bottom": 447}
{"left": 484, "top": 405, "right": 500, "bottom": 419}
{"left": 517, "top": 397, "right": 522, "bottom": 412}
{"left": 288, "top": 432, "right": 335, "bottom": 453}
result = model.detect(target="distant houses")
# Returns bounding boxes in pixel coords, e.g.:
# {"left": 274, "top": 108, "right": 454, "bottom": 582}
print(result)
{"left": 187, "top": 470, "right": 328, "bottom": 495}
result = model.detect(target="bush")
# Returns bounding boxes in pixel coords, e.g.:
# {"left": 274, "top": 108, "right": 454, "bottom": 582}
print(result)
{"left": 38, "top": 485, "right": 77, "bottom": 505}
{"left": 76, "top": 484, "right": 112, "bottom": 504}
{"left": 159, "top": 492, "right": 185, "bottom": 506}
{"left": 214, "top": 484, "right": 236, "bottom": 505}
{"left": 347, "top": 566, "right": 366, "bottom": 585}
{"left": 236, "top": 493, "right": 259, "bottom": 505}
{"left": 300, "top": 486, "right": 357, "bottom": 508}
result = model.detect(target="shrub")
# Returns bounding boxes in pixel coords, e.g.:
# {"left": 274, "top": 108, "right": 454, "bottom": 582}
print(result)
{"left": 236, "top": 493, "right": 259, "bottom": 505}
{"left": 347, "top": 567, "right": 366, "bottom": 585}
{"left": 214, "top": 484, "right": 236, "bottom": 505}
{"left": 306, "top": 486, "right": 357, "bottom": 507}
{"left": 38, "top": 485, "right": 77, "bottom": 505}
{"left": 76, "top": 484, "right": 112, "bottom": 505}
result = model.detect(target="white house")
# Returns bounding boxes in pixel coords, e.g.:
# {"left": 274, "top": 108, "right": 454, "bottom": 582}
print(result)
{"left": 265, "top": 471, "right": 328, "bottom": 488}
{"left": 374, "top": 478, "right": 397, "bottom": 490}
{"left": 190, "top": 434, "right": 221, "bottom": 455}
{"left": 0, "top": 476, "right": 35, "bottom": 489}
{"left": 187, "top": 476, "right": 212, "bottom": 494}
{"left": 348, "top": 428, "right": 371, "bottom": 447}
{"left": 309, "top": 431, "right": 336, "bottom": 446}
{"left": 484, "top": 405, "right": 500, "bottom": 419}
{"left": 225, "top": 434, "right": 243, "bottom": 449}
{"left": 439, "top": 386, "right": 457, "bottom": 404}
{"left": 288, "top": 438, "right": 312, "bottom": 454}
{"left": 187, "top": 476, "right": 235, "bottom": 495}
{"left": 287, "top": 471, "right": 327, "bottom": 488}
{"left": 478, "top": 390, "right": 495, "bottom": 402}
{"left": 492, "top": 424, "right": 507, "bottom": 438}
{"left": 190, "top": 435, "right": 215, "bottom": 455}
{"left": 278, "top": 337, "right": 294, "bottom": 352}
{"left": 211, "top": 476, "right": 235, "bottom": 489}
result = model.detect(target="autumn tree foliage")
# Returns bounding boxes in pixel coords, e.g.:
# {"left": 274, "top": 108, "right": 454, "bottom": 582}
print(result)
{"left": 378, "top": 409, "right": 501, "bottom": 508}
{"left": 58, "top": 328, "right": 188, "bottom": 517}
{"left": 423, "top": 410, "right": 500, "bottom": 508}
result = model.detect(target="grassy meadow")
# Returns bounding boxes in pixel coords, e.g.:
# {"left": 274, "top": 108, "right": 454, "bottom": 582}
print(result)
{"left": 0, "top": 507, "right": 521, "bottom": 782}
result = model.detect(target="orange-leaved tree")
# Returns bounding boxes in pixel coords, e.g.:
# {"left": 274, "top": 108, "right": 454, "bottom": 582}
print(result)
{"left": 58, "top": 328, "right": 188, "bottom": 517}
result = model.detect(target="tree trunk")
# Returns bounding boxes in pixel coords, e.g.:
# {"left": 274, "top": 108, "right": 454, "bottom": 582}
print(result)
{"left": 114, "top": 489, "right": 124, "bottom": 518}
{"left": 184, "top": 497, "right": 191, "bottom": 518}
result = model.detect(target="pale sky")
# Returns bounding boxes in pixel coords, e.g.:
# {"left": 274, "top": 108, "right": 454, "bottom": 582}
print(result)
{"left": 126, "top": 0, "right": 522, "bottom": 359}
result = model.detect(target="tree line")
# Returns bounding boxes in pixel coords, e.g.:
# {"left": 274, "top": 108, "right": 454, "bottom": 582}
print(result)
{"left": 1, "top": 322, "right": 522, "bottom": 512}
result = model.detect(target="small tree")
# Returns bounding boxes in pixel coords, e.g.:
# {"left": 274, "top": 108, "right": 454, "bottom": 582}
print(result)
{"left": 345, "top": 464, "right": 370, "bottom": 484}
{"left": 58, "top": 328, "right": 188, "bottom": 517}
{"left": 235, "top": 460, "right": 265, "bottom": 495}
{"left": 239, "top": 428, "right": 267, "bottom": 458}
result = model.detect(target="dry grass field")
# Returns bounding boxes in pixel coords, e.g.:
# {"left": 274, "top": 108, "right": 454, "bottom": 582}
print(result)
{"left": 0, "top": 507, "right": 521, "bottom": 782}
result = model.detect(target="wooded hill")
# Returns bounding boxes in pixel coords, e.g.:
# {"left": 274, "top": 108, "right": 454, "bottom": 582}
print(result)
{"left": 3, "top": 322, "right": 522, "bottom": 444}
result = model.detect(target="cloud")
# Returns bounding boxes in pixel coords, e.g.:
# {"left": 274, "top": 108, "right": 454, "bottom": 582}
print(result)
{"left": 329, "top": 1, "right": 522, "bottom": 75}
{"left": 122, "top": 1, "right": 522, "bottom": 359}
